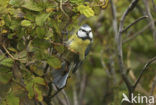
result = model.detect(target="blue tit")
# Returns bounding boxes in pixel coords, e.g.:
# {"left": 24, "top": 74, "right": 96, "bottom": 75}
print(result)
{"left": 52, "top": 24, "right": 93, "bottom": 89}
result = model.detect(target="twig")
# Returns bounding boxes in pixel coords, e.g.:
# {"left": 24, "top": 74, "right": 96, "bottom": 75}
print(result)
{"left": 133, "top": 56, "right": 156, "bottom": 91}
{"left": 150, "top": 75, "right": 156, "bottom": 96}
{"left": 60, "top": 0, "right": 69, "bottom": 20}
{"left": 117, "top": 0, "right": 139, "bottom": 98}
{"left": 123, "top": 22, "right": 151, "bottom": 43}
{"left": 43, "top": 82, "right": 53, "bottom": 105}
{"left": 61, "top": 89, "right": 71, "bottom": 105}
{"left": 79, "top": 74, "right": 88, "bottom": 105}
{"left": 110, "top": 0, "right": 118, "bottom": 42}
{"left": 73, "top": 87, "right": 78, "bottom": 105}
{"left": 143, "top": 0, "right": 156, "bottom": 42}
{"left": 91, "top": 0, "right": 109, "bottom": 8}
{"left": 152, "top": 0, "right": 156, "bottom": 11}
{"left": 122, "top": 16, "right": 148, "bottom": 33}
{"left": 50, "top": 86, "right": 64, "bottom": 99}
{"left": 2, "top": 44, "right": 17, "bottom": 60}
{"left": 50, "top": 40, "right": 64, "bottom": 46}
{"left": 129, "top": 71, "right": 149, "bottom": 96}
{"left": 25, "top": 65, "right": 40, "bottom": 77}
{"left": 2, "top": 44, "right": 26, "bottom": 61}
{"left": 100, "top": 49, "right": 110, "bottom": 76}
{"left": 12, "top": 79, "right": 27, "bottom": 91}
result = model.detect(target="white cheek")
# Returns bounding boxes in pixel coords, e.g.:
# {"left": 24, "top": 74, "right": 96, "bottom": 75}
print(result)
{"left": 78, "top": 31, "right": 87, "bottom": 38}
{"left": 89, "top": 32, "right": 93, "bottom": 39}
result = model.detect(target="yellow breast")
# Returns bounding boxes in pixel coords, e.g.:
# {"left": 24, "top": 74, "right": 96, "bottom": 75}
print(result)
{"left": 68, "top": 35, "right": 90, "bottom": 60}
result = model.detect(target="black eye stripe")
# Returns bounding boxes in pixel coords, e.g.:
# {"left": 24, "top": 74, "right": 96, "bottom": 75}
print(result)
{"left": 80, "top": 29, "right": 86, "bottom": 32}
{"left": 80, "top": 29, "right": 92, "bottom": 33}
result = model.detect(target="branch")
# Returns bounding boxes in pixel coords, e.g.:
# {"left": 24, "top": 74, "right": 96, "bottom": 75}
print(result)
{"left": 2, "top": 44, "right": 26, "bottom": 61}
{"left": 143, "top": 0, "right": 156, "bottom": 42}
{"left": 73, "top": 87, "right": 78, "bottom": 105}
{"left": 59, "top": 0, "right": 69, "bottom": 20}
{"left": 43, "top": 82, "right": 53, "bottom": 105}
{"left": 150, "top": 75, "right": 156, "bottom": 96}
{"left": 116, "top": 0, "right": 139, "bottom": 98}
{"left": 79, "top": 74, "right": 88, "bottom": 105}
{"left": 123, "top": 22, "right": 151, "bottom": 43}
{"left": 110, "top": 0, "right": 118, "bottom": 42}
{"left": 133, "top": 56, "right": 156, "bottom": 91}
{"left": 61, "top": 89, "right": 71, "bottom": 105}
{"left": 152, "top": 0, "right": 156, "bottom": 12}
{"left": 50, "top": 85, "right": 64, "bottom": 99}
{"left": 100, "top": 49, "right": 110, "bottom": 76}
{"left": 122, "top": 16, "right": 148, "bottom": 33}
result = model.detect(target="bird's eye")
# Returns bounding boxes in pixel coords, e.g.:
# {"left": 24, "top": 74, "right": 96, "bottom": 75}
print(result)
{"left": 80, "top": 29, "right": 86, "bottom": 32}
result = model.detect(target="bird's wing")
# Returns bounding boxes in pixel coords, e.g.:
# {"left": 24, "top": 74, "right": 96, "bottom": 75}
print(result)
{"left": 85, "top": 43, "right": 92, "bottom": 57}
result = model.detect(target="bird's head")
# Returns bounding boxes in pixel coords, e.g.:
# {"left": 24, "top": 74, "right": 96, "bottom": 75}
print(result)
{"left": 77, "top": 24, "right": 93, "bottom": 41}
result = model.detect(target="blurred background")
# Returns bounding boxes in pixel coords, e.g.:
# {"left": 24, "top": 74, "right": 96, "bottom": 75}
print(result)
{"left": 0, "top": 0, "right": 156, "bottom": 105}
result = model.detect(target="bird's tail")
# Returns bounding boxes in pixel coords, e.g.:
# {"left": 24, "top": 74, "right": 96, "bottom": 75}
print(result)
{"left": 52, "top": 69, "right": 69, "bottom": 89}
{"left": 52, "top": 62, "right": 72, "bottom": 89}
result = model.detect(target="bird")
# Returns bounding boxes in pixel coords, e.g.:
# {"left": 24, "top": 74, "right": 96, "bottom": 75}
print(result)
{"left": 52, "top": 24, "right": 93, "bottom": 89}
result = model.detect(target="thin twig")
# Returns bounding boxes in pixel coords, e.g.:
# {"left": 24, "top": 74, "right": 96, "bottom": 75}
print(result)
{"left": 50, "top": 40, "right": 64, "bottom": 46}
{"left": 50, "top": 86, "right": 64, "bottom": 99}
{"left": 110, "top": 0, "right": 118, "bottom": 42}
{"left": 2, "top": 44, "right": 17, "bottom": 60}
{"left": 143, "top": 0, "right": 156, "bottom": 42}
{"left": 2, "top": 44, "right": 26, "bottom": 61}
{"left": 123, "top": 22, "right": 151, "bottom": 43}
{"left": 12, "top": 79, "right": 27, "bottom": 91}
{"left": 133, "top": 56, "right": 156, "bottom": 91}
{"left": 122, "top": 16, "right": 148, "bottom": 33}
{"left": 43, "top": 82, "right": 53, "bottom": 105}
{"left": 91, "top": 0, "right": 109, "bottom": 8}
{"left": 73, "top": 86, "right": 78, "bottom": 105}
{"left": 150, "top": 75, "right": 156, "bottom": 96}
{"left": 100, "top": 49, "right": 110, "bottom": 76}
{"left": 60, "top": 0, "right": 69, "bottom": 20}
{"left": 62, "top": 89, "right": 71, "bottom": 105}
{"left": 152, "top": 0, "right": 156, "bottom": 12}
{"left": 79, "top": 73, "right": 88, "bottom": 105}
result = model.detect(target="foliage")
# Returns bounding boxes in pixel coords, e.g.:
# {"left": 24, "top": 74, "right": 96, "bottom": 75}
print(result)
{"left": 0, "top": 0, "right": 156, "bottom": 105}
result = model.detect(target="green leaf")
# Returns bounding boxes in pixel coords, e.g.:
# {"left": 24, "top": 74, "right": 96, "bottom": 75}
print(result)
{"left": 7, "top": 93, "right": 19, "bottom": 105}
{"left": 0, "top": 58, "right": 14, "bottom": 67}
{"left": 32, "top": 77, "right": 46, "bottom": 85}
{"left": 21, "top": 20, "right": 32, "bottom": 27}
{"left": 34, "top": 84, "right": 43, "bottom": 102}
{"left": 77, "top": 5, "right": 94, "bottom": 17}
{"left": 9, "top": 0, "right": 23, "bottom": 7}
{"left": 47, "top": 56, "right": 61, "bottom": 69}
{"left": 0, "top": 72, "right": 12, "bottom": 84}
{"left": 69, "top": 0, "right": 84, "bottom": 4}
{"left": 14, "top": 50, "right": 27, "bottom": 59}
{"left": 54, "top": 45, "right": 65, "bottom": 53}
{"left": 0, "top": 54, "right": 5, "bottom": 61}
{"left": 35, "top": 27, "right": 46, "bottom": 38}
{"left": 9, "top": 20, "right": 19, "bottom": 30}
{"left": 0, "top": 19, "right": 5, "bottom": 27}
{"left": 22, "top": 0, "right": 43, "bottom": 12}
{"left": 25, "top": 82, "right": 34, "bottom": 99}
{"left": 35, "top": 13, "right": 50, "bottom": 26}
